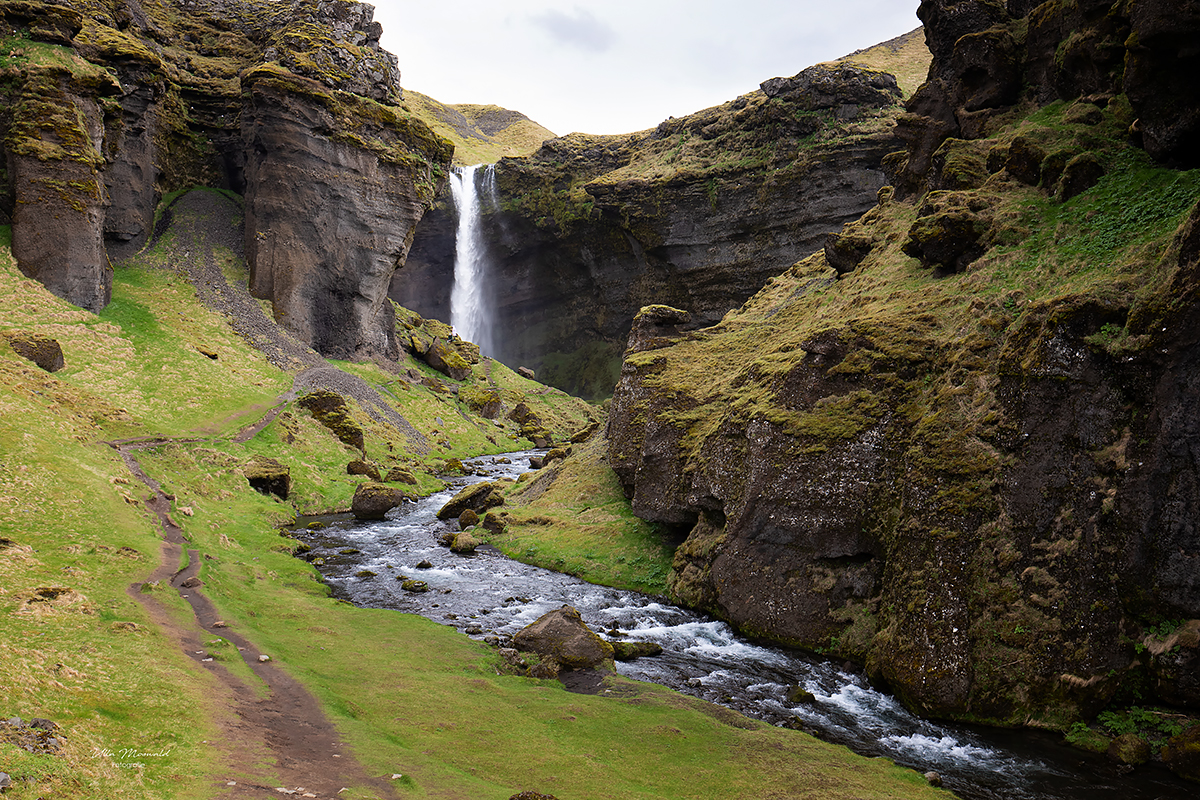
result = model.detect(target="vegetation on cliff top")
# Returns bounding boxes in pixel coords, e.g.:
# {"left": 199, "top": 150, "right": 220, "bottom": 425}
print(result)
{"left": 404, "top": 90, "right": 555, "bottom": 165}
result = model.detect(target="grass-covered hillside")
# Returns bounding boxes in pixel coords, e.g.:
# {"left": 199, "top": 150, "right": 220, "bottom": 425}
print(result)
{"left": 404, "top": 90, "right": 556, "bottom": 165}
{"left": 0, "top": 190, "right": 950, "bottom": 800}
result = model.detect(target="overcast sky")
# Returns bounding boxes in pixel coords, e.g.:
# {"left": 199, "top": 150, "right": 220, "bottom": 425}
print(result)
{"left": 369, "top": 1, "right": 922, "bottom": 136}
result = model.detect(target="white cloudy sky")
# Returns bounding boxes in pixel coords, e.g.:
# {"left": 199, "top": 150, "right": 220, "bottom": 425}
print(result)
{"left": 369, "top": 1, "right": 922, "bottom": 136}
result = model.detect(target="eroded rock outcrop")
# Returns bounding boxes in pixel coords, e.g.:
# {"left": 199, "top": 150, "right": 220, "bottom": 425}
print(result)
{"left": 1, "top": 0, "right": 452, "bottom": 360}
{"left": 606, "top": 0, "right": 1200, "bottom": 733}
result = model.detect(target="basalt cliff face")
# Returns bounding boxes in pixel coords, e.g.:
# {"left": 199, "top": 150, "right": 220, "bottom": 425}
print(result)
{"left": 0, "top": 0, "right": 451, "bottom": 357}
{"left": 393, "top": 62, "right": 910, "bottom": 399}
{"left": 608, "top": 0, "right": 1200, "bottom": 740}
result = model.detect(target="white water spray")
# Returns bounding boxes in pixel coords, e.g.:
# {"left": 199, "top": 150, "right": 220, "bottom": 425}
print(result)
{"left": 449, "top": 164, "right": 498, "bottom": 356}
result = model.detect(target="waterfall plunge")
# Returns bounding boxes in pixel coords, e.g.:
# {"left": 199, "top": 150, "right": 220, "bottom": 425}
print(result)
{"left": 449, "top": 164, "right": 498, "bottom": 356}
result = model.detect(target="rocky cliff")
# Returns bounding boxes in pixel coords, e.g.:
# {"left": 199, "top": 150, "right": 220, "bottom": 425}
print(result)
{"left": 392, "top": 61, "right": 915, "bottom": 398}
{"left": 0, "top": 0, "right": 451, "bottom": 356}
{"left": 607, "top": 0, "right": 1200, "bottom": 747}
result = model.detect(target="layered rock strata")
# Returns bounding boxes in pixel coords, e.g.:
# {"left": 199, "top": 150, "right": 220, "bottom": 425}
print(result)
{"left": 394, "top": 63, "right": 909, "bottom": 398}
{"left": 0, "top": 0, "right": 451, "bottom": 358}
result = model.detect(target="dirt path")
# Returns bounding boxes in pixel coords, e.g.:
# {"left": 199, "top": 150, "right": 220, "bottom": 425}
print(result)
{"left": 104, "top": 190, "right": 443, "bottom": 797}
{"left": 114, "top": 443, "right": 402, "bottom": 800}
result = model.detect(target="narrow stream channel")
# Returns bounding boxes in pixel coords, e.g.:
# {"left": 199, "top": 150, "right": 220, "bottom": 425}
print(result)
{"left": 290, "top": 452, "right": 1194, "bottom": 800}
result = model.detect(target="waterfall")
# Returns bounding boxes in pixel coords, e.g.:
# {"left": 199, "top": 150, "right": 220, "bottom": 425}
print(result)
{"left": 449, "top": 164, "right": 498, "bottom": 356}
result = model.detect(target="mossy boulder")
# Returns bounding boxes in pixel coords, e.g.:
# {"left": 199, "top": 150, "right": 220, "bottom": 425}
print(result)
{"left": 436, "top": 482, "right": 504, "bottom": 520}
{"left": 6, "top": 333, "right": 65, "bottom": 372}
{"left": 458, "top": 509, "right": 480, "bottom": 528}
{"left": 1163, "top": 725, "right": 1200, "bottom": 781}
{"left": 459, "top": 385, "right": 503, "bottom": 418}
{"left": 450, "top": 531, "right": 481, "bottom": 553}
{"left": 1106, "top": 733, "right": 1151, "bottom": 766}
{"left": 351, "top": 482, "right": 410, "bottom": 520}
{"left": 424, "top": 338, "right": 473, "bottom": 380}
{"left": 609, "top": 639, "right": 663, "bottom": 661}
{"left": 347, "top": 459, "right": 381, "bottom": 481}
{"left": 512, "top": 605, "right": 614, "bottom": 669}
{"left": 385, "top": 466, "right": 417, "bottom": 485}
{"left": 242, "top": 456, "right": 290, "bottom": 500}
{"left": 902, "top": 192, "right": 991, "bottom": 273}
{"left": 297, "top": 391, "right": 365, "bottom": 451}
{"left": 1057, "top": 153, "right": 1106, "bottom": 201}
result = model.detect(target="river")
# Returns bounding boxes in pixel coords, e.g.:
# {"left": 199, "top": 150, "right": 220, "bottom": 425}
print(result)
{"left": 290, "top": 451, "right": 1194, "bottom": 800}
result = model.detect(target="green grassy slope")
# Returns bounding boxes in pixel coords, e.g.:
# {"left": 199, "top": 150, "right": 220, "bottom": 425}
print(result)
{"left": 0, "top": 212, "right": 948, "bottom": 798}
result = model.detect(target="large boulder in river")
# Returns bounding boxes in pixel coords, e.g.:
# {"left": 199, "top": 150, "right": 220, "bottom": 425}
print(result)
{"left": 352, "top": 482, "right": 411, "bottom": 520}
{"left": 436, "top": 482, "right": 504, "bottom": 520}
{"left": 511, "top": 606, "right": 614, "bottom": 669}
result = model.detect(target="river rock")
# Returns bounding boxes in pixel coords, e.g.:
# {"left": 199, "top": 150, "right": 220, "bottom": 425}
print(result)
{"left": 458, "top": 509, "right": 480, "bottom": 528}
{"left": 1107, "top": 733, "right": 1151, "bottom": 765}
{"left": 351, "top": 482, "right": 410, "bottom": 520}
{"left": 450, "top": 532, "right": 481, "bottom": 553}
{"left": 436, "top": 482, "right": 504, "bottom": 520}
{"left": 1163, "top": 725, "right": 1200, "bottom": 781}
{"left": 609, "top": 639, "right": 663, "bottom": 661}
{"left": 242, "top": 456, "right": 290, "bottom": 500}
{"left": 512, "top": 605, "right": 614, "bottom": 669}
{"left": 6, "top": 334, "right": 65, "bottom": 372}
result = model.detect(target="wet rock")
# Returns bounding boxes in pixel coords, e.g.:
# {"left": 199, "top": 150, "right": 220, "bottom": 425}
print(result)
{"left": 415, "top": 560, "right": 433, "bottom": 569}
{"left": 242, "top": 456, "right": 290, "bottom": 500}
{"left": 786, "top": 685, "right": 818, "bottom": 705}
{"left": 458, "top": 509, "right": 480, "bottom": 528}
{"left": 512, "top": 605, "right": 614, "bottom": 669}
{"left": 400, "top": 579, "right": 429, "bottom": 593}
{"left": 6, "top": 333, "right": 65, "bottom": 372}
{"left": 436, "top": 482, "right": 504, "bottom": 520}
{"left": 355, "top": 570, "right": 377, "bottom": 578}
{"left": 351, "top": 482, "right": 410, "bottom": 520}
{"left": 450, "top": 532, "right": 481, "bottom": 553}
{"left": 609, "top": 640, "right": 663, "bottom": 661}
{"left": 1107, "top": 733, "right": 1151, "bottom": 766}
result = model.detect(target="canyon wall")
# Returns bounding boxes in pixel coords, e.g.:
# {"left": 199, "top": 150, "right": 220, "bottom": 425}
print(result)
{"left": 607, "top": 0, "right": 1200, "bottom": 733}
{"left": 393, "top": 62, "right": 910, "bottom": 398}
{"left": 0, "top": 0, "right": 452, "bottom": 356}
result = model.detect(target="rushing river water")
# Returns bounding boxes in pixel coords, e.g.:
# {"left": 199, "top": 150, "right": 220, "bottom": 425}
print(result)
{"left": 292, "top": 452, "right": 1195, "bottom": 800}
